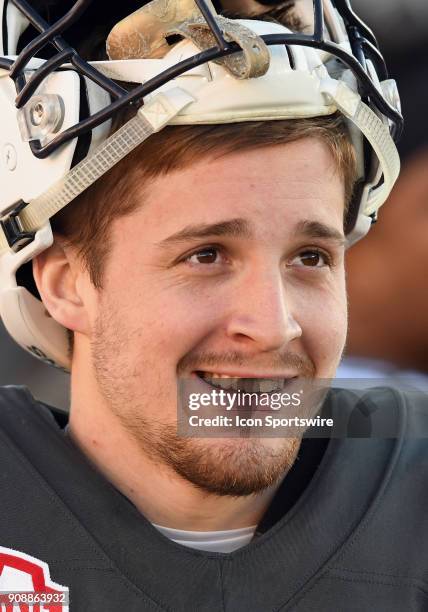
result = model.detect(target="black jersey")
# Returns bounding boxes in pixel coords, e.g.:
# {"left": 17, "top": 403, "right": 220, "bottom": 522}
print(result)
{"left": 0, "top": 385, "right": 428, "bottom": 611}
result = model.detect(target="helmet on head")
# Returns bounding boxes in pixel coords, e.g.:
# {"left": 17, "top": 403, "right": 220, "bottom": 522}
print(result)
{"left": 0, "top": 0, "right": 402, "bottom": 370}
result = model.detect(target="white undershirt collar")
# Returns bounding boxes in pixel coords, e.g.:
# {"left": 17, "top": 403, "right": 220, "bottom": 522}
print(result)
{"left": 152, "top": 523, "right": 258, "bottom": 553}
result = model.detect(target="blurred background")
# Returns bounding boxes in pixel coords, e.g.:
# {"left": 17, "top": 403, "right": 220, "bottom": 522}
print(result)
{"left": 336, "top": 0, "right": 428, "bottom": 386}
{"left": 1, "top": 0, "right": 427, "bottom": 409}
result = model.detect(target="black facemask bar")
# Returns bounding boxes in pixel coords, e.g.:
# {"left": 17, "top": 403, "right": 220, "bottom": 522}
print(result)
{"left": 0, "top": 0, "right": 403, "bottom": 160}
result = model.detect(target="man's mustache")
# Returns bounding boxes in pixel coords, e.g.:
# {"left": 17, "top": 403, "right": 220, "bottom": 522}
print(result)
{"left": 177, "top": 350, "right": 315, "bottom": 378}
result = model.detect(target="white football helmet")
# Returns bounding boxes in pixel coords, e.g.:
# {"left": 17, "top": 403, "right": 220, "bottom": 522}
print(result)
{"left": 0, "top": 0, "right": 402, "bottom": 370}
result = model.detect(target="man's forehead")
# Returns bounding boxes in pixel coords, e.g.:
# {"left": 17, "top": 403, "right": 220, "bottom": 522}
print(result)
{"left": 117, "top": 141, "right": 346, "bottom": 245}
{"left": 144, "top": 138, "right": 342, "bottom": 202}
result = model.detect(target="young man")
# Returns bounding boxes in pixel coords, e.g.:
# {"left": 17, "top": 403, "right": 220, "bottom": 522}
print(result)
{"left": 0, "top": 0, "right": 426, "bottom": 610}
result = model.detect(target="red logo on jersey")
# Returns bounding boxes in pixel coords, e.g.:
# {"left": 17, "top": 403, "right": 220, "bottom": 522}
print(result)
{"left": 0, "top": 546, "right": 69, "bottom": 611}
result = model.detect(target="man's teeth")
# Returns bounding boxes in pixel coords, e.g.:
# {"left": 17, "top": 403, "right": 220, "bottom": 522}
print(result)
{"left": 211, "top": 374, "right": 234, "bottom": 378}
{"left": 199, "top": 372, "right": 286, "bottom": 392}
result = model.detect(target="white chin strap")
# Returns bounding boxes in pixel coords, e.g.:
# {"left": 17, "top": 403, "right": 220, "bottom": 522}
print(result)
{"left": 321, "top": 79, "right": 400, "bottom": 217}
{"left": 0, "top": 87, "right": 193, "bottom": 370}
{"left": 0, "top": 88, "right": 194, "bottom": 254}
{"left": 0, "top": 79, "right": 399, "bottom": 256}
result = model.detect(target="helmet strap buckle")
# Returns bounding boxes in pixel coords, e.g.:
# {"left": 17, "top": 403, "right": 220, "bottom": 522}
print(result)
{"left": 0, "top": 201, "right": 35, "bottom": 252}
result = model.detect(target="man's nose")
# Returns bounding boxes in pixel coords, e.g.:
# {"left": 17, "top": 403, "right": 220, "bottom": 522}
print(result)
{"left": 224, "top": 267, "right": 302, "bottom": 352}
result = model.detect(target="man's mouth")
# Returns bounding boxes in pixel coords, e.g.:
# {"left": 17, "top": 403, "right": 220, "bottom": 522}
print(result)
{"left": 195, "top": 371, "right": 296, "bottom": 393}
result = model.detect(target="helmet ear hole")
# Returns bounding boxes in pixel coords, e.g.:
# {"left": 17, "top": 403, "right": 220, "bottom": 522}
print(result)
{"left": 16, "top": 262, "right": 41, "bottom": 301}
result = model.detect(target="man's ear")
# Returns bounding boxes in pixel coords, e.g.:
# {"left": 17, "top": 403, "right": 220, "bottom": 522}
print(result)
{"left": 32, "top": 240, "right": 92, "bottom": 335}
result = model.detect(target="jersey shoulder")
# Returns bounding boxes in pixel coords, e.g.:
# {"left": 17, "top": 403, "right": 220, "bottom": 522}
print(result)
{"left": 324, "top": 386, "right": 428, "bottom": 588}
{"left": 0, "top": 384, "right": 69, "bottom": 429}
{"left": 330, "top": 385, "right": 428, "bottom": 439}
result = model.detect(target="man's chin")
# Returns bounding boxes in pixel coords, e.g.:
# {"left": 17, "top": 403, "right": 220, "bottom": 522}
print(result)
{"left": 159, "top": 435, "right": 301, "bottom": 497}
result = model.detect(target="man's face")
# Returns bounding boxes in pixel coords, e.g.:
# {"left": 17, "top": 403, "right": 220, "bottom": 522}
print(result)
{"left": 88, "top": 138, "right": 347, "bottom": 496}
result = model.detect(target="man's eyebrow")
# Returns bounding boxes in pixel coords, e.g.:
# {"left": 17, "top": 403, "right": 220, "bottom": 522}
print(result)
{"left": 295, "top": 220, "right": 346, "bottom": 245}
{"left": 158, "top": 218, "right": 345, "bottom": 247}
{"left": 158, "top": 218, "right": 252, "bottom": 246}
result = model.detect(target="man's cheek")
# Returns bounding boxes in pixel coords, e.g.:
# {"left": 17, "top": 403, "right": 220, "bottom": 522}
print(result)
{"left": 317, "top": 316, "right": 347, "bottom": 374}
{"left": 300, "top": 298, "right": 347, "bottom": 370}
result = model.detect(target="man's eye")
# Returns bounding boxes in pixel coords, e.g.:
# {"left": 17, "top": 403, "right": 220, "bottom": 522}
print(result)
{"left": 186, "top": 247, "right": 222, "bottom": 265}
{"left": 291, "top": 250, "right": 331, "bottom": 268}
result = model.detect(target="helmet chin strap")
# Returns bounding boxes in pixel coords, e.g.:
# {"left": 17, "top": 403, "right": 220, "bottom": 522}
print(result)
{"left": 0, "top": 88, "right": 194, "bottom": 255}
{"left": 320, "top": 79, "right": 400, "bottom": 217}
{"left": 0, "top": 78, "right": 399, "bottom": 256}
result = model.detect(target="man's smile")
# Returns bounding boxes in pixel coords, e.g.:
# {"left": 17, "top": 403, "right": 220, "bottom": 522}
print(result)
{"left": 194, "top": 371, "right": 299, "bottom": 393}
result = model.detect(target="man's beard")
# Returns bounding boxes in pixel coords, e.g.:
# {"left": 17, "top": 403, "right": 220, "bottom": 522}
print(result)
{"left": 91, "top": 307, "right": 306, "bottom": 497}
{"left": 117, "top": 414, "right": 301, "bottom": 496}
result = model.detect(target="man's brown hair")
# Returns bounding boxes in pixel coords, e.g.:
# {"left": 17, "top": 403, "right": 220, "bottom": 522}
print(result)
{"left": 51, "top": 113, "right": 357, "bottom": 288}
